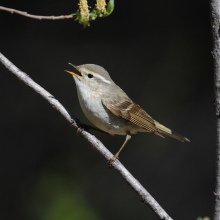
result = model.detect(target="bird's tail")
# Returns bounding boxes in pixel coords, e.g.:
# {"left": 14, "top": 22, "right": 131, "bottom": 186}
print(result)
{"left": 154, "top": 121, "right": 190, "bottom": 142}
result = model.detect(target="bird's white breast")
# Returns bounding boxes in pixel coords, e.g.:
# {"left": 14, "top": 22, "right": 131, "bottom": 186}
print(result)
{"left": 75, "top": 81, "right": 141, "bottom": 135}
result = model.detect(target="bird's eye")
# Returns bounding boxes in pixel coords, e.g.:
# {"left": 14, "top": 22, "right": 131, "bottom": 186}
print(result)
{"left": 88, "top": 74, "right": 93, "bottom": 78}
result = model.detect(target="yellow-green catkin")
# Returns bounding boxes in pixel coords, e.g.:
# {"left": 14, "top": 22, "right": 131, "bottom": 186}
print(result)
{"left": 96, "top": 0, "right": 107, "bottom": 12}
{"left": 79, "top": 0, "right": 90, "bottom": 19}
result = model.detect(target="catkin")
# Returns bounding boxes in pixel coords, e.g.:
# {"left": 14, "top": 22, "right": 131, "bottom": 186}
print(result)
{"left": 79, "top": 0, "right": 90, "bottom": 19}
{"left": 96, "top": 0, "right": 106, "bottom": 12}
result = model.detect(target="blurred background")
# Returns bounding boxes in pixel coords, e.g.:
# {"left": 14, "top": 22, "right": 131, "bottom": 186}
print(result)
{"left": 0, "top": 0, "right": 213, "bottom": 220}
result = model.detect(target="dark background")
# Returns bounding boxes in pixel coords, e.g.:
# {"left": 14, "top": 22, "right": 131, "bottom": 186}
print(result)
{"left": 0, "top": 0, "right": 214, "bottom": 220}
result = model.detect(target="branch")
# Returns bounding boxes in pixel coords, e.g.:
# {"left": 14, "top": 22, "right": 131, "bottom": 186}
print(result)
{"left": 0, "top": 52, "right": 173, "bottom": 220}
{"left": 210, "top": 1, "right": 220, "bottom": 219}
{"left": 0, "top": 6, "right": 74, "bottom": 20}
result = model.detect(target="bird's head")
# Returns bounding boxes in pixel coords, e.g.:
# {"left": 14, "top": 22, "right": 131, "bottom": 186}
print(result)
{"left": 66, "top": 63, "right": 113, "bottom": 92}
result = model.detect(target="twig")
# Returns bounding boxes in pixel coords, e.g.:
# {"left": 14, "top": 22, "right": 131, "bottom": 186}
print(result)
{"left": 210, "top": 1, "right": 220, "bottom": 219}
{"left": 0, "top": 6, "right": 74, "bottom": 20}
{"left": 0, "top": 52, "right": 173, "bottom": 220}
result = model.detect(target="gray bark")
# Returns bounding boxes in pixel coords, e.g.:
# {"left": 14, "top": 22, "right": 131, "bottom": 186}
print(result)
{"left": 210, "top": 0, "right": 220, "bottom": 219}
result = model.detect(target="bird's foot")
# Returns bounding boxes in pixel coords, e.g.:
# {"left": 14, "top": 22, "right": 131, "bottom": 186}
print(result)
{"left": 77, "top": 127, "right": 83, "bottom": 135}
{"left": 77, "top": 124, "right": 110, "bottom": 136}
{"left": 108, "top": 153, "right": 119, "bottom": 168}
{"left": 76, "top": 124, "right": 88, "bottom": 135}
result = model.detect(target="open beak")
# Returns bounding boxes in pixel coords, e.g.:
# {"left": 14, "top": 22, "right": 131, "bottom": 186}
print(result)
{"left": 65, "top": 70, "right": 82, "bottom": 77}
{"left": 65, "top": 63, "right": 82, "bottom": 77}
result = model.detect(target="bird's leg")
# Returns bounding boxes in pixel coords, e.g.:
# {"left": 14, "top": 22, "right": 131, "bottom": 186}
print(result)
{"left": 108, "top": 131, "right": 131, "bottom": 167}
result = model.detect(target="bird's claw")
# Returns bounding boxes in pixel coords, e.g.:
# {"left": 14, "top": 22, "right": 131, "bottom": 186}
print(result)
{"left": 76, "top": 124, "right": 87, "bottom": 135}
{"left": 108, "top": 154, "right": 119, "bottom": 168}
{"left": 77, "top": 124, "right": 110, "bottom": 136}
{"left": 77, "top": 127, "right": 83, "bottom": 135}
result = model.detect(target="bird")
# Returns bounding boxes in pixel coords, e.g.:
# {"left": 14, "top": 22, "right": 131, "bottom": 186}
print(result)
{"left": 66, "top": 63, "right": 190, "bottom": 166}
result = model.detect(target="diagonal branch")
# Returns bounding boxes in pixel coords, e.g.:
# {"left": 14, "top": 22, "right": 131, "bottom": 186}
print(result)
{"left": 0, "top": 6, "right": 74, "bottom": 20}
{"left": 0, "top": 52, "right": 173, "bottom": 220}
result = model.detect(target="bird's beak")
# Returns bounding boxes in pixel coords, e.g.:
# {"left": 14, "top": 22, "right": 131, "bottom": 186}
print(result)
{"left": 65, "top": 70, "right": 82, "bottom": 77}
{"left": 65, "top": 63, "right": 82, "bottom": 77}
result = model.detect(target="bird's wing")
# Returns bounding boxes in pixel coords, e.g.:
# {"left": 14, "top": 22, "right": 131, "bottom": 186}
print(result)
{"left": 102, "top": 92, "right": 189, "bottom": 142}
{"left": 102, "top": 94, "right": 162, "bottom": 135}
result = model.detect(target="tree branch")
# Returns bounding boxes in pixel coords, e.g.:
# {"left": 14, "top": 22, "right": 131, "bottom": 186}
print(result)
{"left": 0, "top": 6, "right": 74, "bottom": 20}
{"left": 210, "top": 0, "right": 220, "bottom": 219}
{"left": 0, "top": 52, "right": 173, "bottom": 220}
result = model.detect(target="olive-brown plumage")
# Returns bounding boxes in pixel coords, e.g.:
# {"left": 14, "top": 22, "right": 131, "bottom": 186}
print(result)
{"left": 66, "top": 63, "right": 189, "bottom": 165}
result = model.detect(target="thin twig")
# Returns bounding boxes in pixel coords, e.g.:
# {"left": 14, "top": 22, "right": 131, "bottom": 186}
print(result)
{"left": 0, "top": 52, "right": 173, "bottom": 220}
{"left": 0, "top": 6, "right": 74, "bottom": 20}
{"left": 210, "top": 0, "right": 220, "bottom": 219}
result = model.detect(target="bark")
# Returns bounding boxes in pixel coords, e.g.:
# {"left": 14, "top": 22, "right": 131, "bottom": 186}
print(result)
{"left": 210, "top": 0, "right": 220, "bottom": 219}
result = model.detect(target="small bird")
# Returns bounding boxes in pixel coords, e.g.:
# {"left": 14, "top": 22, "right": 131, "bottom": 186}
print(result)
{"left": 66, "top": 64, "right": 190, "bottom": 165}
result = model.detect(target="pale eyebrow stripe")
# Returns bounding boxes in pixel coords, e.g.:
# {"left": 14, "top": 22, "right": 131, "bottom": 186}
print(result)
{"left": 95, "top": 74, "right": 111, "bottom": 84}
